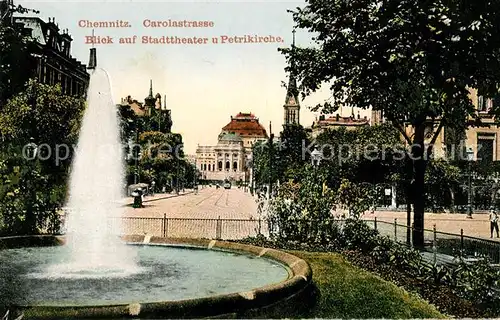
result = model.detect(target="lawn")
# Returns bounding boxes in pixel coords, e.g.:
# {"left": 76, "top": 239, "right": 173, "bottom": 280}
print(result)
{"left": 291, "top": 251, "right": 445, "bottom": 319}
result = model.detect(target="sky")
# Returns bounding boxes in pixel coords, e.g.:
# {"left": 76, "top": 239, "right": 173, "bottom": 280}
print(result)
{"left": 16, "top": 0, "right": 370, "bottom": 154}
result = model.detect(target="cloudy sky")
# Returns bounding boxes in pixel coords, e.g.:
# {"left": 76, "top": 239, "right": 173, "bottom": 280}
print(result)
{"left": 16, "top": 0, "right": 368, "bottom": 153}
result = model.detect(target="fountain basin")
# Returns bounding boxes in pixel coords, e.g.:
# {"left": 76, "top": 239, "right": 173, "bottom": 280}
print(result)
{"left": 0, "top": 235, "right": 314, "bottom": 319}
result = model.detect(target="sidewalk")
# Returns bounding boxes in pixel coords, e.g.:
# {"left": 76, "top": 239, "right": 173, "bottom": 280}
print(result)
{"left": 367, "top": 210, "right": 500, "bottom": 242}
{"left": 122, "top": 189, "right": 194, "bottom": 206}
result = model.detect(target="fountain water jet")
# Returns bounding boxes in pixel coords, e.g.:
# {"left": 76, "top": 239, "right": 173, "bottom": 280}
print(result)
{"left": 43, "top": 68, "right": 140, "bottom": 279}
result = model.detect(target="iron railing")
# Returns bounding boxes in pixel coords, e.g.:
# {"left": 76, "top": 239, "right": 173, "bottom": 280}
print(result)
{"left": 44, "top": 214, "right": 500, "bottom": 264}
{"left": 111, "top": 215, "right": 268, "bottom": 240}
{"left": 366, "top": 217, "right": 500, "bottom": 264}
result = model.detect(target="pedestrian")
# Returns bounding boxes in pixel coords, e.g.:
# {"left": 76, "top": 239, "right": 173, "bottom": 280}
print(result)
{"left": 490, "top": 207, "right": 499, "bottom": 238}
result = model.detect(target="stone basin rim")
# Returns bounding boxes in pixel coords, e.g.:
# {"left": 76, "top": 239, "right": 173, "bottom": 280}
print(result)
{"left": 0, "top": 234, "right": 314, "bottom": 319}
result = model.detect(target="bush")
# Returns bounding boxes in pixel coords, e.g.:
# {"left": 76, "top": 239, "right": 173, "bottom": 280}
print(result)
{"left": 340, "top": 218, "right": 379, "bottom": 252}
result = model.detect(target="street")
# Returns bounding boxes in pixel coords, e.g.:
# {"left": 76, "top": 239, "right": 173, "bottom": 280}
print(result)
{"left": 124, "top": 186, "right": 258, "bottom": 220}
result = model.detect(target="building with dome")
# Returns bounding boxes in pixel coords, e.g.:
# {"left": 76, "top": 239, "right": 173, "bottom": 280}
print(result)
{"left": 196, "top": 113, "right": 268, "bottom": 183}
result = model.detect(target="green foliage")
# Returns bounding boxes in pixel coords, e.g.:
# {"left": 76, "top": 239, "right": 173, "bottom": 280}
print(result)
{"left": 0, "top": 80, "right": 84, "bottom": 235}
{"left": 294, "top": 251, "right": 445, "bottom": 319}
{"left": 336, "top": 179, "right": 378, "bottom": 218}
{"left": 268, "top": 164, "right": 336, "bottom": 244}
{"left": 125, "top": 119, "right": 196, "bottom": 190}
{"left": 340, "top": 218, "right": 379, "bottom": 252}
{"left": 425, "top": 159, "right": 461, "bottom": 211}
{"left": 252, "top": 139, "right": 282, "bottom": 189}
{"left": 0, "top": 79, "right": 85, "bottom": 148}
{"left": 282, "top": 0, "right": 500, "bottom": 122}
{"left": 282, "top": 0, "right": 500, "bottom": 246}
{"left": 316, "top": 124, "right": 404, "bottom": 189}
{"left": 0, "top": 148, "right": 63, "bottom": 235}
{"left": 453, "top": 258, "right": 500, "bottom": 311}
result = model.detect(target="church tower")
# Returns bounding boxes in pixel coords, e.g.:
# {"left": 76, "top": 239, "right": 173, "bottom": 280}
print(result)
{"left": 144, "top": 79, "right": 155, "bottom": 116}
{"left": 283, "top": 29, "right": 300, "bottom": 126}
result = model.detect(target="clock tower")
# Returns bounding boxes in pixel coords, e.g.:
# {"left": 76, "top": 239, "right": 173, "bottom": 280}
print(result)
{"left": 283, "top": 29, "right": 300, "bottom": 126}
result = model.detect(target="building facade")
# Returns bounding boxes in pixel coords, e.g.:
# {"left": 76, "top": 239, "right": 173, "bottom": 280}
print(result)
{"left": 118, "top": 80, "right": 173, "bottom": 134}
{"left": 310, "top": 113, "right": 371, "bottom": 138}
{"left": 3, "top": 8, "right": 90, "bottom": 97}
{"left": 403, "top": 88, "right": 500, "bottom": 162}
{"left": 196, "top": 113, "right": 268, "bottom": 183}
{"left": 196, "top": 133, "right": 247, "bottom": 182}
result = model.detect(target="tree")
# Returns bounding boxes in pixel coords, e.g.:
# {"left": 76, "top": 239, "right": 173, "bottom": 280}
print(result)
{"left": 252, "top": 139, "right": 284, "bottom": 191}
{"left": 281, "top": 0, "right": 500, "bottom": 246}
{"left": 278, "top": 124, "right": 310, "bottom": 181}
{"left": 268, "top": 164, "right": 336, "bottom": 243}
{"left": 0, "top": 80, "right": 85, "bottom": 235}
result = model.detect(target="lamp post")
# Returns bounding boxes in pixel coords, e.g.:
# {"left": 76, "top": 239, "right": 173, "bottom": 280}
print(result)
{"left": 194, "top": 163, "right": 198, "bottom": 194}
{"left": 26, "top": 137, "right": 38, "bottom": 233}
{"left": 250, "top": 142, "right": 255, "bottom": 196}
{"left": 133, "top": 119, "right": 140, "bottom": 185}
{"left": 466, "top": 147, "right": 474, "bottom": 219}
{"left": 268, "top": 122, "right": 274, "bottom": 199}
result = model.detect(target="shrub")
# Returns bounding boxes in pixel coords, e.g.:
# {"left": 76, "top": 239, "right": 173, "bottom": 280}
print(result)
{"left": 340, "top": 218, "right": 379, "bottom": 252}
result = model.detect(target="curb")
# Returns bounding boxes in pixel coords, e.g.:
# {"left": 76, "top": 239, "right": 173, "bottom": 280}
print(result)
{"left": 1, "top": 235, "right": 314, "bottom": 319}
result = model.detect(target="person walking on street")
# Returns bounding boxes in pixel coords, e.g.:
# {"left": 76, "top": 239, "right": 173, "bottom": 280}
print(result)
{"left": 490, "top": 207, "right": 499, "bottom": 238}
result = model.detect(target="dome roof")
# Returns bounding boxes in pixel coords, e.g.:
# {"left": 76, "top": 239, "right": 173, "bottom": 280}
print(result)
{"left": 218, "top": 133, "right": 243, "bottom": 143}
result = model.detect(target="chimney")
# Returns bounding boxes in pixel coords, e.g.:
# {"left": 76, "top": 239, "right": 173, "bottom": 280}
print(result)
{"left": 87, "top": 47, "right": 96, "bottom": 69}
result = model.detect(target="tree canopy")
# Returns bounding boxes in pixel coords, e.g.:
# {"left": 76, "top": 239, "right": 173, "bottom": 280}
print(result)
{"left": 281, "top": 0, "right": 500, "bottom": 246}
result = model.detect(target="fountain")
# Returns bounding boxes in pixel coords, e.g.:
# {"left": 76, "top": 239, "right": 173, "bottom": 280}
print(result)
{"left": 46, "top": 66, "right": 140, "bottom": 278}
{"left": 0, "top": 49, "right": 313, "bottom": 319}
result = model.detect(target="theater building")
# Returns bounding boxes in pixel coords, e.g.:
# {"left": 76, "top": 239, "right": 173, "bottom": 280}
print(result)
{"left": 196, "top": 113, "right": 268, "bottom": 183}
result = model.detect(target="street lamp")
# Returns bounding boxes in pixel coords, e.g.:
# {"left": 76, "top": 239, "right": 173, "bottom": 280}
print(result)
{"left": 466, "top": 146, "right": 474, "bottom": 219}
{"left": 26, "top": 137, "right": 38, "bottom": 233}
{"left": 135, "top": 151, "right": 142, "bottom": 185}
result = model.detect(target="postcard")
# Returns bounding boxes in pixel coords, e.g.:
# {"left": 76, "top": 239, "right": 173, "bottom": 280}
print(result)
{"left": 1, "top": 0, "right": 500, "bottom": 319}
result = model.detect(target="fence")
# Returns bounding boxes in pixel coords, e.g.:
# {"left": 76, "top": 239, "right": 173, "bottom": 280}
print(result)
{"left": 367, "top": 217, "right": 500, "bottom": 264}
{"left": 48, "top": 214, "right": 500, "bottom": 264}
{"left": 112, "top": 215, "right": 268, "bottom": 240}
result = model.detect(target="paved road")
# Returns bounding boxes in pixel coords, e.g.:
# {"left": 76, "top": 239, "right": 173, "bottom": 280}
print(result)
{"left": 119, "top": 187, "right": 264, "bottom": 239}
{"left": 123, "top": 186, "right": 258, "bottom": 219}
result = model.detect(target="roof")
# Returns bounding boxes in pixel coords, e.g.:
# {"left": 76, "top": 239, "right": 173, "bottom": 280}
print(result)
{"left": 128, "top": 100, "right": 146, "bottom": 117}
{"left": 315, "top": 115, "right": 370, "bottom": 127}
{"left": 221, "top": 113, "right": 268, "bottom": 138}
{"left": 219, "top": 133, "right": 243, "bottom": 143}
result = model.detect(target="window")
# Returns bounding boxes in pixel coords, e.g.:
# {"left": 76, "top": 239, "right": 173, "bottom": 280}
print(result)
{"left": 477, "top": 96, "right": 495, "bottom": 113}
{"left": 225, "top": 161, "right": 230, "bottom": 170}
{"left": 477, "top": 133, "right": 495, "bottom": 162}
{"left": 208, "top": 164, "right": 211, "bottom": 171}
{"left": 218, "top": 161, "right": 222, "bottom": 171}
{"left": 233, "top": 161, "right": 238, "bottom": 171}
